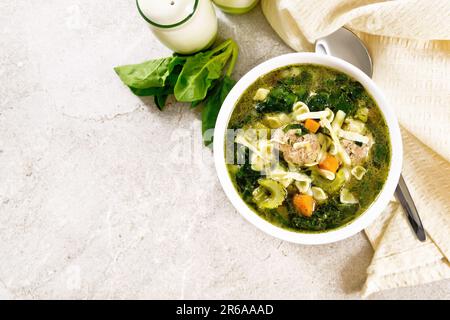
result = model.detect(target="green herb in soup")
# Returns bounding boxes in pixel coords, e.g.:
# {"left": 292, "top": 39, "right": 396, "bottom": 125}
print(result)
{"left": 226, "top": 64, "right": 391, "bottom": 233}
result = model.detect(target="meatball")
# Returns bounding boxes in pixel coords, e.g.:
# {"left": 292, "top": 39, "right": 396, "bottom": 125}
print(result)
{"left": 278, "top": 132, "right": 321, "bottom": 166}
{"left": 342, "top": 139, "right": 370, "bottom": 165}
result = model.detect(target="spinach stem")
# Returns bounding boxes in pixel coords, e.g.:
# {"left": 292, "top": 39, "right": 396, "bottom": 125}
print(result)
{"left": 210, "top": 39, "right": 232, "bottom": 55}
{"left": 226, "top": 42, "right": 239, "bottom": 77}
{"left": 208, "top": 39, "right": 238, "bottom": 77}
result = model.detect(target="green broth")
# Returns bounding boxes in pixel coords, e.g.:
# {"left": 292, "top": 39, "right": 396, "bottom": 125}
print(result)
{"left": 227, "top": 64, "right": 391, "bottom": 233}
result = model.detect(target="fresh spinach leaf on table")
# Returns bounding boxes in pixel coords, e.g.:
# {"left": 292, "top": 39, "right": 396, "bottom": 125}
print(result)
{"left": 114, "top": 39, "right": 239, "bottom": 141}
{"left": 114, "top": 57, "right": 173, "bottom": 89}
{"left": 115, "top": 55, "right": 186, "bottom": 110}
{"left": 174, "top": 39, "right": 236, "bottom": 102}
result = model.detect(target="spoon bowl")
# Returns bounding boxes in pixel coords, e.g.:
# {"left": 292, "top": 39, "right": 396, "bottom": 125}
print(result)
{"left": 316, "top": 27, "right": 373, "bottom": 78}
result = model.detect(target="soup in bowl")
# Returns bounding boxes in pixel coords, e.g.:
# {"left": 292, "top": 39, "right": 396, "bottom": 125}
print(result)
{"left": 213, "top": 53, "right": 402, "bottom": 244}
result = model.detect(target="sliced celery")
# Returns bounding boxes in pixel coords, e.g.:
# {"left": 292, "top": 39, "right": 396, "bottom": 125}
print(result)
{"left": 311, "top": 168, "right": 346, "bottom": 195}
{"left": 355, "top": 107, "right": 369, "bottom": 122}
{"left": 252, "top": 179, "right": 287, "bottom": 209}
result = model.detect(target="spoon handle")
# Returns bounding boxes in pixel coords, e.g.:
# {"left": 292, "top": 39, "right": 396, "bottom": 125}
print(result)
{"left": 395, "top": 175, "right": 426, "bottom": 241}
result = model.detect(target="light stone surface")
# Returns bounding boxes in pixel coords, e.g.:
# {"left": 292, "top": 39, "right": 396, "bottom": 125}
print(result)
{"left": 0, "top": 1, "right": 448, "bottom": 300}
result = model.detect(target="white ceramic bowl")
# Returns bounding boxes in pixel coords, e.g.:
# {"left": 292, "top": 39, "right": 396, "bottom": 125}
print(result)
{"left": 213, "top": 53, "right": 402, "bottom": 245}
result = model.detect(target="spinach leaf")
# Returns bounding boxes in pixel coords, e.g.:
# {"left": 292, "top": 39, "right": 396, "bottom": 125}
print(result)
{"left": 202, "top": 76, "right": 236, "bottom": 146}
{"left": 153, "top": 59, "right": 185, "bottom": 110}
{"left": 131, "top": 86, "right": 171, "bottom": 111}
{"left": 330, "top": 81, "right": 364, "bottom": 115}
{"left": 235, "top": 163, "right": 260, "bottom": 203}
{"left": 129, "top": 87, "right": 164, "bottom": 97}
{"left": 190, "top": 100, "right": 203, "bottom": 109}
{"left": 279, "top": 71, "right": 312, "bottom": 86}
{"left": 315, "top": 74, "right": 364, "bottom": 115}
{"left": 154, "top": 94, "right": 169, "bottom": 111}
{"left": 174, "top": 40, "right": 236, "bottom": 102}
{"left": 166, "top": 56, "right": 186, "bottom": 82}
{"left": 114, "top": 39, "right": 239, "bottom": 138}
{"left": 299, "top": 70, "right": 313, "bottom": 84}
{"left": 114, "top": 57, "right": 174, "bottom": 89}
{"left": 307, "top": 92, "right": 330, "bottom": 111}
{"left": 347, "top": 81, "right": 364, "bottom": 100}
{"left": 279, "top": 71, "right": 312, "bottom": 102}
{"left": 334, "top": 73, "right": 349, "bottom": 85}
{"left": 289, "top": 197, "right": 359, "bottom": 231}
{"left": 117, "top": 55, "right": 185, "bottom": 99}
{"left": 291, "top": 85, "right": 308, "bottom": 102}
{"left": 373, "top": 143, "right": 389, "bottom": 167}
{"left": 256, "top": 85, "right": 297, "bottom": 114}
{"left": 334, "top": 93, "right": 354, "bottom": 114}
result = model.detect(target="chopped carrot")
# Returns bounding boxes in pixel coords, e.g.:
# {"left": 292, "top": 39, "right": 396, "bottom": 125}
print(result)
{"left": 304, "top": 119, "right": 321, "bottom": 133}
{"left": 319, "top": 155, "right": 340, "bottom": 173}
{"left": 293, "top": 194, "right": 315, "bottom": 217}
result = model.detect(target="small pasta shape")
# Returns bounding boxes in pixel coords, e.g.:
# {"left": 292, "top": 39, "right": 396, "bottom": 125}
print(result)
{"left": 295, "top": 111, "right": 330, "bottom": 121}
{"left": 332, "top": 110, "right": 346, "bottom": 131}
{"left": 351, "top": 166, "right": 367, "bottom": 180}
{"left": 312, "top": 187, "right": 328, "bottom": 202}
{"left": 344, "top": 118, "right": 366, "bottom": 134}
{"left": 338, "top": 130, "right": 369, "bottom": 144}
{"left": 253, "top": 88, "right": 270, "bottom": 101}
{"left": 295, "top": 180, "right": 312, "bottom": 194}
{"left": 318, "top": 169, "right": 336, "bottom": 181}
{"left": 292, "top": 101, "right": 310, "bottom": 116}
{"left": 340, "top": 188, "right": 359, "bottom": 204}
{"left": 262, "top": 113, "right": 291, "bottom": 128}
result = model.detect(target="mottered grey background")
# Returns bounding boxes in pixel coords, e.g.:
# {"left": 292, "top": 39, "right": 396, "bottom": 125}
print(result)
{"left": 0, "top": 0, "right": 449, "bottom": 299}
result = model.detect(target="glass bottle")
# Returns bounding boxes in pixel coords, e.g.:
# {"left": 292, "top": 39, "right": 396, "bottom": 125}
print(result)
{"left": 137, "top": 0, "right": 218, "bottom": 54}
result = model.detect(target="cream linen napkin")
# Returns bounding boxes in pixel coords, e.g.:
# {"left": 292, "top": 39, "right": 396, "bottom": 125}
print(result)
{"left": 261, "top": 0, "right": 450, "bottom": 297}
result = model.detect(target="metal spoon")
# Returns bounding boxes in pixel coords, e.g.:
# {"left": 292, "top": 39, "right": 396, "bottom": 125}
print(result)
{"left": 315, "top": 27, "right": 426, "bottom": 241}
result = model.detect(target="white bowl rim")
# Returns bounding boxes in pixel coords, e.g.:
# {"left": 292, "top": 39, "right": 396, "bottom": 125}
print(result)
{"left": 213, "top": 52, "right": 403, "bottom": 245}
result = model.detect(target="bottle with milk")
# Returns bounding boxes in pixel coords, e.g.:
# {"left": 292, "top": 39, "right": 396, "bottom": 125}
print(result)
{"left": 136, "top": 0, "right": 218, "bottom": 55}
